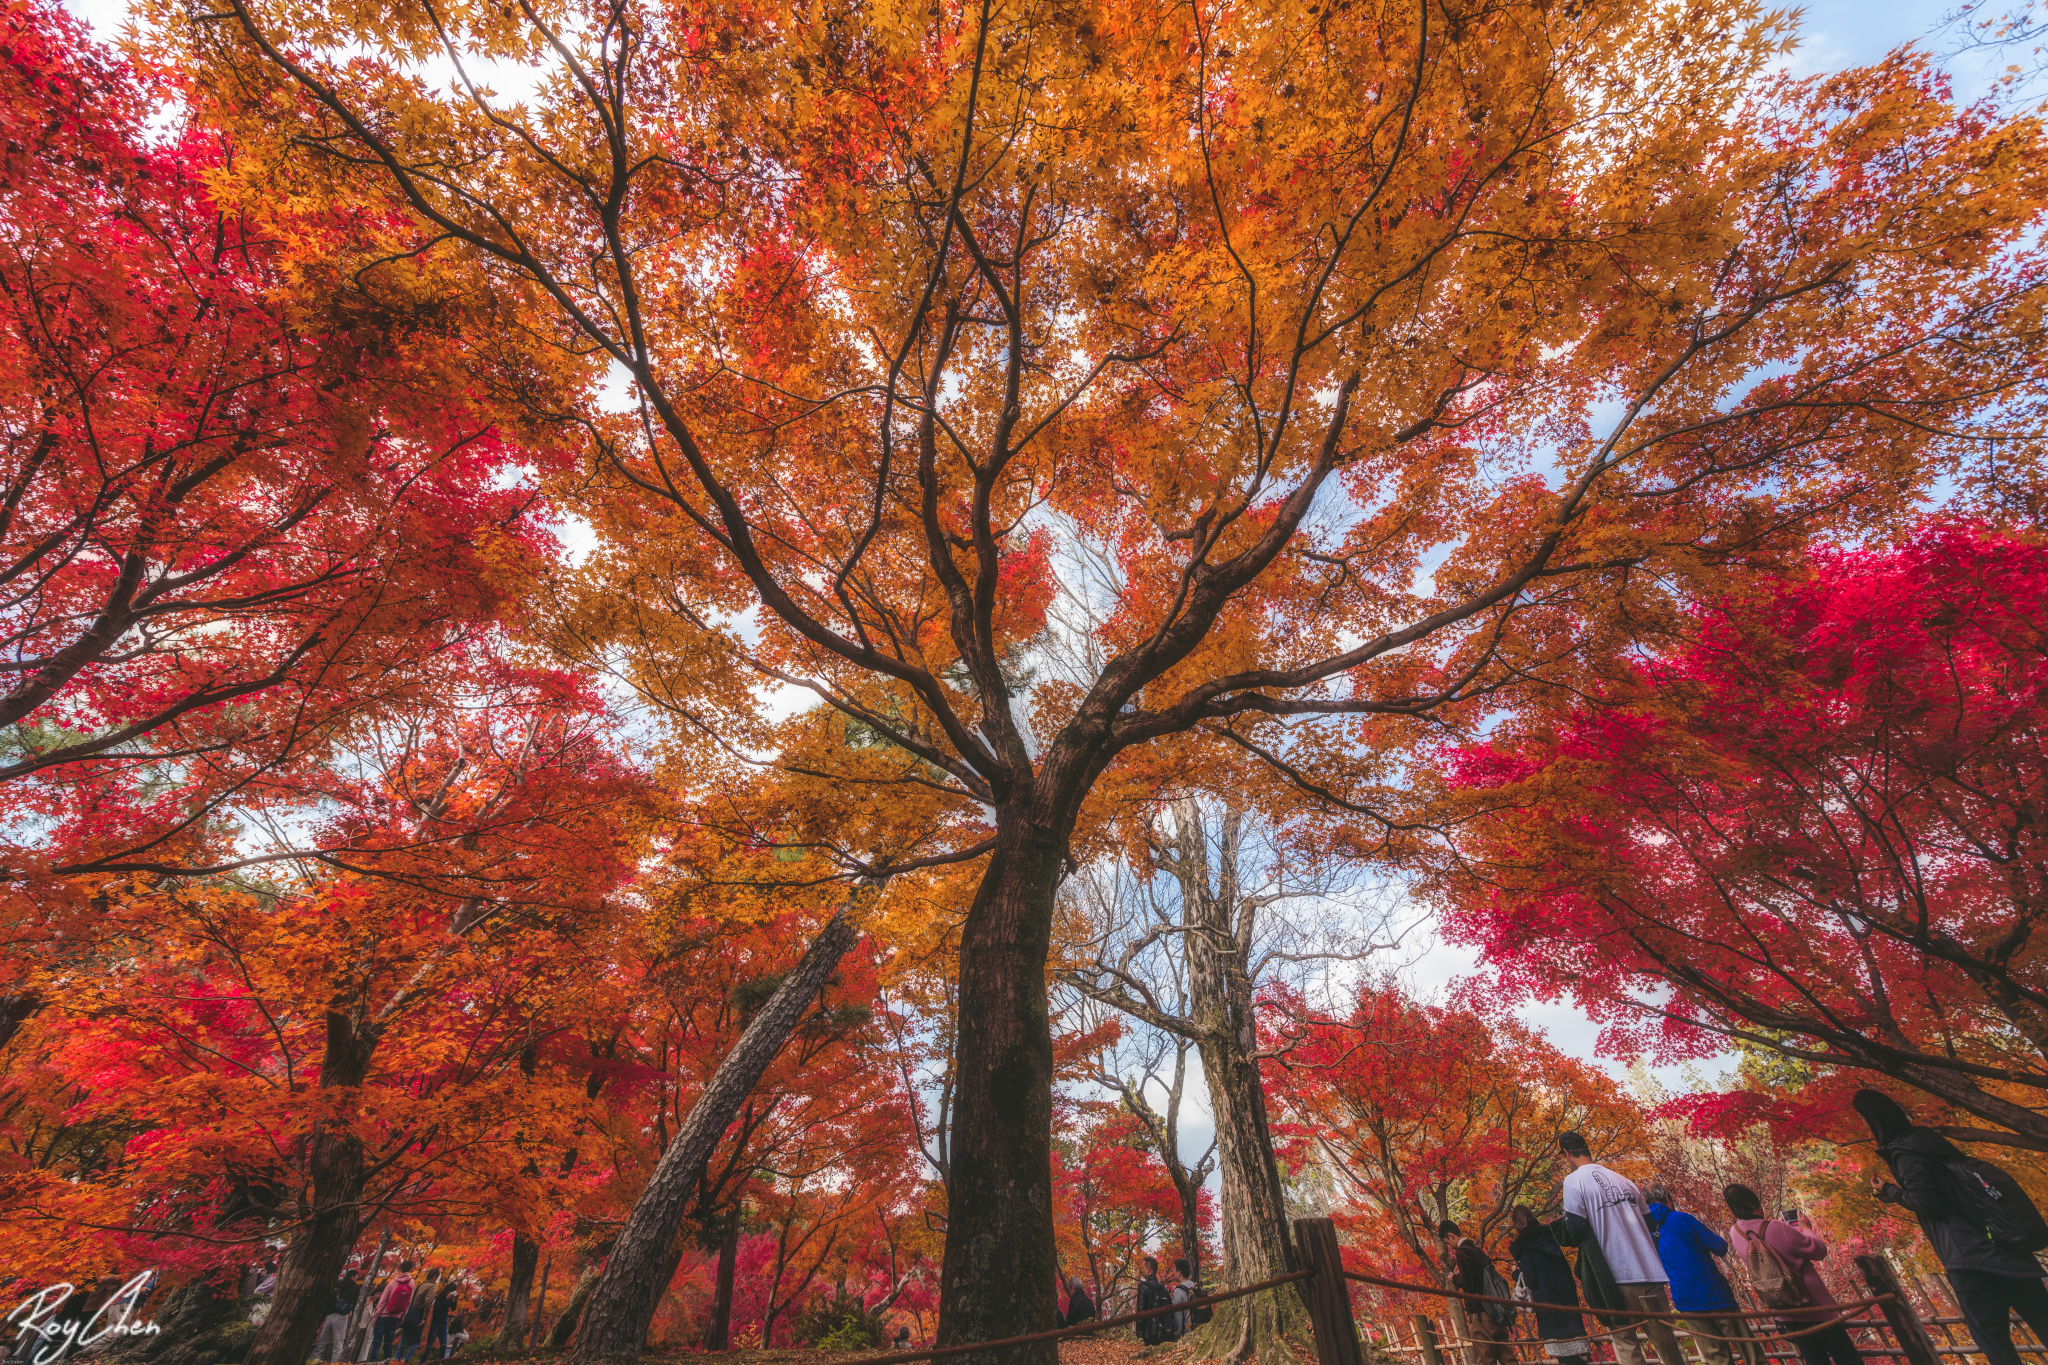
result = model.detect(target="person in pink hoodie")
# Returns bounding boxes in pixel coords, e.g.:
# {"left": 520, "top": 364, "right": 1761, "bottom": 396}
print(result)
{"left": 1724, "top": 1186, "right": 1863, "bottom": 1365}
{"left": 370, "top": 1262, "right": 416, "bottom": 1363}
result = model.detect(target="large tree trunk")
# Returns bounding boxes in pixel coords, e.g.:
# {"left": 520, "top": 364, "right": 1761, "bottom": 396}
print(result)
{"left": 936, "top": 833, "right": 1063, "bottom": 1365}
{"left": 245, "top": 1022, "right": 375, "bottom": 1365}
{"left": 704, "top": 1206, "right": 741, "bottom": 1350}
{"left": 570, "top": 905, "right": 860, "bottom": 1364}
{"left": 495, "top": 1232, "right": 541, "bottom": 1351}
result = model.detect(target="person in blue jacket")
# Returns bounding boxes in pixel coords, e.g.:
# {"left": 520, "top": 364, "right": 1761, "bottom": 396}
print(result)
{"left": 1644, "top": 1182, "right": 1761, "bottom": 1365}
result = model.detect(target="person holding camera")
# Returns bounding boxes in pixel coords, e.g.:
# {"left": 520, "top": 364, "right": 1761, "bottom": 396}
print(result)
{"left": 1725, "top": 1185, "right": 1861, "bottom": 1365}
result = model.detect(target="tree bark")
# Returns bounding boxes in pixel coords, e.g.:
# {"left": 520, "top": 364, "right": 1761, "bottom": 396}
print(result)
{"left": 1198, "top": 1033, "right": 1295, "bottom": 1286}
{"left": 244, "top": 1020, "right": 375, "bottom": 1365}
{"left": 343, "top": 1231, "right": 391, "bottom": 1363}
{"left": 495, "top": 1232, "right": 541, "bottom": 1351}
{"left": 550, "top": 1264, "right": 603, "bottom": 1348}
{"left": 936, "top": 832, "right": 1064, "bottom": 1365}
{"left": 704, "top": 1205, "right": 741, "bottom": 1350}
{"left": 115, "top": 1272, "right": 243, "bottom": 1365}
{"left": 0, "top": 991, "right": 38, "bottom": 1050}
{"left": 570, "top": 904, "right": 860, "bottom": 1363}
{"left": 531, "top": 1247, "right": 555, "bottom": 1349}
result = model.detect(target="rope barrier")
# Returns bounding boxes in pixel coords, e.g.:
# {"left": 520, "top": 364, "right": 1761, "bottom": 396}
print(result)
{"left": 741, "top": 1256, "right": 1891, "bottom": 1362}
{"left": 1386, "top": 1318, "right": 1890, "bottom": 1351}
{"left": 844, "top": 1267, "right": 1315, "bottom": 1365}
{"left": 1505, "top": 1315, "right": 1892, "bottom": 1348}
{"left": 1341, "top": 1268, "right": 1893, "bottom": 1326}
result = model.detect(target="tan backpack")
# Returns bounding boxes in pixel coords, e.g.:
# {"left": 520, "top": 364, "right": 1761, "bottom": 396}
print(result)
{"left": 1739, "top": 1223, "right": 1812, "bottom": 1311}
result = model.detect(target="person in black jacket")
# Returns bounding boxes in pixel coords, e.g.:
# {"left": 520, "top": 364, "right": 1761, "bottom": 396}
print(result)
{"left": 1509, "top": 1206, "right": 1590, "bottom": 1361}
{"left": 1135, "top": 1257, "right": 1175, "bottom": 1344}
{"left": 425, "top": 1279, "right": 458, "bottom": 1359}
{"left": 1063, "top": 1278, "right": 1097, "bottom": 1328}
{"left": 1857, "top": 1089, "right": 2048, "bottom": 1365}
{"left": 1440, "top": 1221, "right": 1513, "bottom": 1365}
{"left": 316, "top": 1271, "right": 361, "bottom": 1363}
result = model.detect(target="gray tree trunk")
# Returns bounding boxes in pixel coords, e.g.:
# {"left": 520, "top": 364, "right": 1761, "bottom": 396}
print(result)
{"left": 570, "top": 904, "right": 859, "bottom": 1363}
{"left": 1065, "top": 796, "right": 1310, "bottom": 1362}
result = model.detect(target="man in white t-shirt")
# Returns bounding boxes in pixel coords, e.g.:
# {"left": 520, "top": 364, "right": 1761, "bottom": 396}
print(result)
{"left": 1558, "top": 1131, "right": 1686, "bottom": 1365}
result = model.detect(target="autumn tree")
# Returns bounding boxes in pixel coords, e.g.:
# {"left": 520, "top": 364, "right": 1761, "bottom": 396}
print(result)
{"left": 0, "top": 0, "right": 591, "bottom": 1084}
{"left": 1082, "top": 1022, "right": 1216, "bottom": 1286}
{"left": 172, "top": 0, "right": 2048, "bottom": 1351}
{"left": 584, "top": 891, "right": 921, "bottom": 1351}
{"left": 0, "top": 665, "right": 644, "bottom": 1354}
{"left": 1432, "top": 525, "right": 2048, "bottom": 1150}
{"left": 1052, "top": 1104, "right": 1203, "bottom": 1317}
{"left": 1268, "top": 983, "right": 1648, "bottom": 1288}
{"left": 0, "top": 0, "right": 575, "bottom": 875}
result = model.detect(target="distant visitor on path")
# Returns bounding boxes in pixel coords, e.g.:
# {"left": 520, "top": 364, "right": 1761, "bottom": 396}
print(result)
{"left": 1063, "top": 1277, "right": 1096, "bottom": 1329}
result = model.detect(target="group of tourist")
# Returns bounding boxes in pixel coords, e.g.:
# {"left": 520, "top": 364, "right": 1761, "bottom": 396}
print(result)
{"left": 1443, "top": 1093, "right": 2048, "bottom": 1365}
{"left": 1057, "top": 1255, "right": 1205, "bottom": 1341}
{"left": 310, "top": 1263, "right": 468, "bottom": 1364}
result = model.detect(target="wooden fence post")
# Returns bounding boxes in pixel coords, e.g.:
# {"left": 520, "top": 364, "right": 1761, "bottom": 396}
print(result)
{"left": 1415, "top": 1315, "right": 1445, "bottom": 1365}
{"left": 1856, "top": 1254, "right": 1940, "bottom": 1365}
{"left": 1296, "top": 1217, "right": 1367, "bottom": 1365}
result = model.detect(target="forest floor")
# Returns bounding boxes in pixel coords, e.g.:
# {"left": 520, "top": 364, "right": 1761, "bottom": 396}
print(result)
{"left": 458, "top": 1335, "right": 1175, "bottom": 1365}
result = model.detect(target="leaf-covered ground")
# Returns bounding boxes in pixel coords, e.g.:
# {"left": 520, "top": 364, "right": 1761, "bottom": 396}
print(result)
{"left": 451, "top": 1335, "right": 1175, "bottom": 1365}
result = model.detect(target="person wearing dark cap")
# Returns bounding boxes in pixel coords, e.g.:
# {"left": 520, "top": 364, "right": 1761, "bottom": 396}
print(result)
{"left": 1856, "top": 1088, "right": 2048, "bottom": 1365}
{"left": 1556, "top": 1131, "right": 1686, "bottom": 1365}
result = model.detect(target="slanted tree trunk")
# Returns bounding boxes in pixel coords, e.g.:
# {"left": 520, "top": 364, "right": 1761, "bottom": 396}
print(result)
{"left": 342, "top": 1230, "right": 392, "bottom": 1363}
{"left": 495, "top": 1232, "right": 541, "bottom": 1351}
{"left": 570, "top": 904, "right": 860, "bottom": 1363}
{"left": 549, "top": 1264, "right": 603, "bottom": 1348}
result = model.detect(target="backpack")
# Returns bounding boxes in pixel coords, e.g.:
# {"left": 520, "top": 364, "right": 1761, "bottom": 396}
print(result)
{"left": 1943, "top": 1155, "right": 2048, "bottom": 1254}
{"left": 1738, "top": 1227, "right": 1811, "bottom": 1311}
{"left": 382, "top": 1279, "right": 414, "bottom": 1320}
{"left": 1480, "top": 1261, "right": 1516, "bottom": 1326}
{"left": 1136, "top": 1278, "right": 1170, "bottom": 1342}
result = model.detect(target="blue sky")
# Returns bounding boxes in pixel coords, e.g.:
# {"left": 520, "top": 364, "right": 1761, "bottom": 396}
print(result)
{"left": 65, "top": 0, "right": 1965, "bottom": 73}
